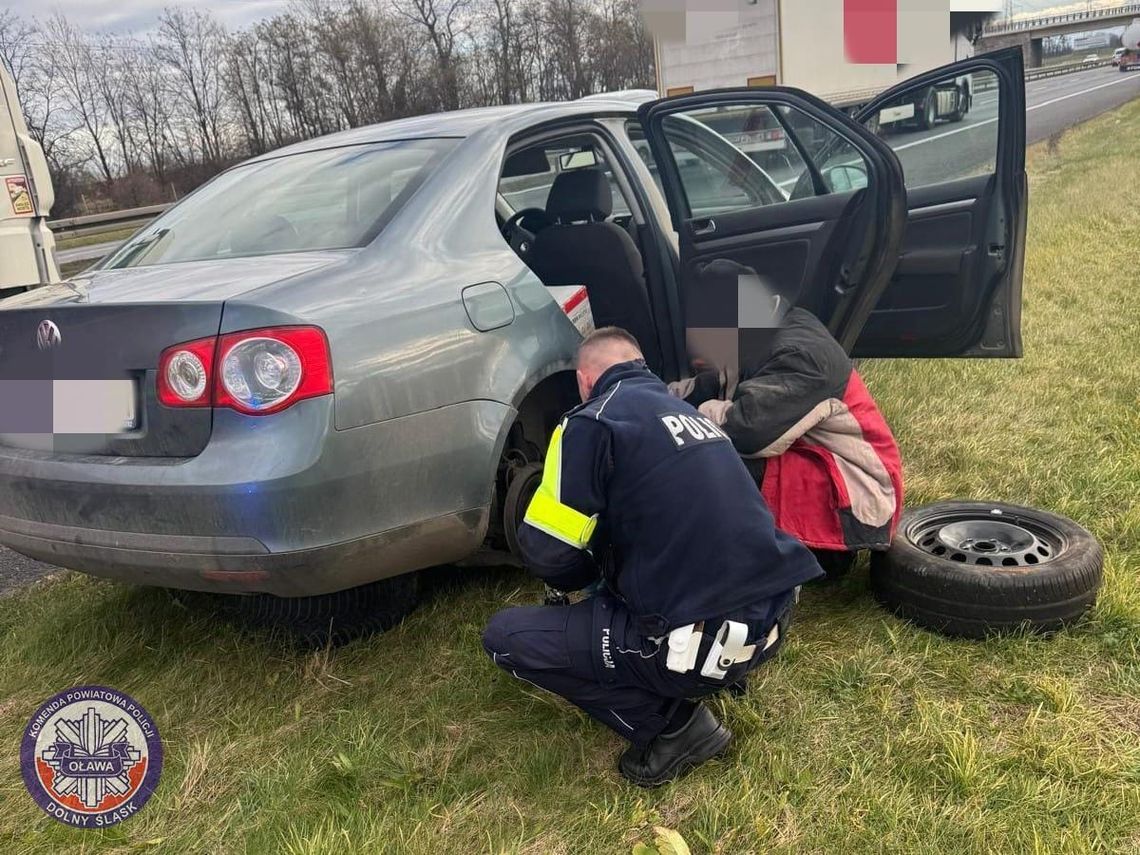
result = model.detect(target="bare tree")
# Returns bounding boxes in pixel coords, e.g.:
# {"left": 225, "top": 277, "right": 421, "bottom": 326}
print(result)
{"left": 225, "top": 30, "right": 273, "bottom": 155}
{"left": 44, "top": 14, "right": 115, "bottom": 182}
{"left": 155, "top": 7, "right": 228, "bottom": 166}
{"left": 0, "top": 9, "right": 38, "bottom": 100}
{"left": 544, "top": 0, "right": 590, "bottom": 100}
{"left": 123, "top": 38, "right": 175, "bottom": 181}
{"left": 95, "top": 36, "right": 143, "bottom": 175}
{"left": 18, "top": 0, "right": 655, "bottom": 216}
{"left": 395, "top": 0, "right": 471, "bottom": 111}
{"left": 482, "top": 0, "right": 535, "bottom": 103}
{"left": 591, "top": 0, "right": 654, "bottom": 92}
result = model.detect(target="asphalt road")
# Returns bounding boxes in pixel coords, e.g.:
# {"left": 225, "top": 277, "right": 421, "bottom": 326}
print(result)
{"left": 5, "top": 66, "right": 1139, "bottom": 595}
{"left": 55, "top": 240, "right": 120, "bottom": 265}
{"left": 884, "top": 65, "right": 1140, "bottom": 187}
{"left": 1024, "top": 64, "right": 1140, "bottom": 142}
{"left": 0, "top": 548, "right": 58, "bottom": 597}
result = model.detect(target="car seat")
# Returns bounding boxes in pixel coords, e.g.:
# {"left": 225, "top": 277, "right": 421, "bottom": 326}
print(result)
{"left": 530, "top": 168, "right": 663, "bottom": 371}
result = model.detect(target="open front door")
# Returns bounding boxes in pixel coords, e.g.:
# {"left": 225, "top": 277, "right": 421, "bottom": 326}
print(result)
{"left": 636, "top": 87, "right": 905, "bottom": 379}
{"left": 851, "top": 47, "right": 1027, "bottom": 357}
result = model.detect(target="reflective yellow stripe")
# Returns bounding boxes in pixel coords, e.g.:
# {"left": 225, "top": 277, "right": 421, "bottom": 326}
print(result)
{"left": 522, "top": 420, "right": 598, "bottom": 549}
{"left": 524, "top": 490, "right": 598, "bottom": 548}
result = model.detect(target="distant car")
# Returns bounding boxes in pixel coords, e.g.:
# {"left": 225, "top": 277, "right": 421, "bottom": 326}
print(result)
{"left": 0, "top": 50, "right": 1029, "bottom": 630}
{"left": 1113, "top": 47, "right": 1127, "bottom": 66}
{"left": 1082, "top": 53, "right": 1100, "bottom": 64}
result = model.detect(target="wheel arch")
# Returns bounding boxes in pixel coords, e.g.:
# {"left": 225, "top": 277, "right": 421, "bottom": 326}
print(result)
{"left": 480, "top": 365, "right": 579, "bottom": 548}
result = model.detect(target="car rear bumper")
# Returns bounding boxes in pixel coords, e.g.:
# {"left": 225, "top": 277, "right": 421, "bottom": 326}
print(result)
{"left": 0, "top": 397, "right": 512, "bottom": 595}
{"left": 0, "top": 507, "right": 487, "bottom": 596}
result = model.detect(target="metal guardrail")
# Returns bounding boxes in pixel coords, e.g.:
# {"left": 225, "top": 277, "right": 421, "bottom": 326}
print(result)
{"left": 48, "top": 203, "right": 171, "bottom": 240}
{"left": 1026, "top": 58, "right": 1115, "bottom": 79}
{"left": 829, "top": 56, "right": 1089, "bottom": 110}
{"left": 983, "top": 3, "right": 1140, "bottom": 35}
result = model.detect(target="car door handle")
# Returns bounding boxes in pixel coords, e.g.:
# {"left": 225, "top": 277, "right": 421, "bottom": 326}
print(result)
{"left": 692, "top": 218, "right": 717, "bottom": 236}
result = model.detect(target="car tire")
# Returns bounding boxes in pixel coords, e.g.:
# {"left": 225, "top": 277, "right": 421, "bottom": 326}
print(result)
{"left": 870, "top": 501, "right": 1103, "bottom": 639}
{"left": 223, "top": 573, "right": 421, "bottom": 648}
{"left": 503, "top": 461, "right": 543, "bottom": 559}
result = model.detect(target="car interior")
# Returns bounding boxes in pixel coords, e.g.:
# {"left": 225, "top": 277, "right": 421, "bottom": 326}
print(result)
{"left": 494, "top": 51, "right": 1023, "bottom": 373}
{"left": 496, "top": 135, "right": 665, "bottom": 372}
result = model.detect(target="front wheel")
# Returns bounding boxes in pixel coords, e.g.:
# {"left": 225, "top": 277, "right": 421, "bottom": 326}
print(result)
{"left": 870, "top": 501, "right": 1103, "bottom": 638}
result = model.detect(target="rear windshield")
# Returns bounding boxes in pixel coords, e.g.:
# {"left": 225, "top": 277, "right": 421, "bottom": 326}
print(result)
{"left": 103, "top": 139, "right": 459, "bottom": 269}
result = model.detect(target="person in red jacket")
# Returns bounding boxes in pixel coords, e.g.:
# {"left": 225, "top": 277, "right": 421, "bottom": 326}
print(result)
{"left": 673, "top": 306, "right": 903, "bottom": 576}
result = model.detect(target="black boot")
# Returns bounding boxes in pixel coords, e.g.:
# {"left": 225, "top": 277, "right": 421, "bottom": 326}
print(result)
{"left": 618, "top": 703, "right": 732, "bottom": 788}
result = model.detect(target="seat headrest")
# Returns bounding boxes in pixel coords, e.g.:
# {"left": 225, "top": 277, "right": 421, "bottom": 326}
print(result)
{"left": 546, "top": 168, "right": 612, "bottom": 223}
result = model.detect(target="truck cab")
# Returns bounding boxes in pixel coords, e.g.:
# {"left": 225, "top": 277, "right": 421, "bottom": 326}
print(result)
{"left": 1, "top": 62, "right": 58, "bottom": 299}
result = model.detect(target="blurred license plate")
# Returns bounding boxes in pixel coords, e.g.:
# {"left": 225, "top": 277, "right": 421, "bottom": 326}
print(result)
{"left": 53, "top": 379, "right": 138, "bottom": 434}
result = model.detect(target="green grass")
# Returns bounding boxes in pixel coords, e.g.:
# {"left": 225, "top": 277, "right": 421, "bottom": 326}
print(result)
{"left": 4, "top": 101, "right": 1140, "bottom": 854}
{"left": 56, "top": 226, "right": 137, "bottom": 278}
{"left": 56, "top": 227, "right": 139, "bottom": 251}
{"left": 59, "top": 261, "right": 93, "bottom": 278}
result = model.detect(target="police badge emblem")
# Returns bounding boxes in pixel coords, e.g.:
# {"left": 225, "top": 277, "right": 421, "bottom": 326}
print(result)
{"left": 20, "top": 685, "right": 163, "bottom": 828}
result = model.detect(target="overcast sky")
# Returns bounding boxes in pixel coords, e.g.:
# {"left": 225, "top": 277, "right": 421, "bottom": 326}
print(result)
{"left": 4, "top": 0, "right": 292, "bottom": 33}
{"left": 3, "top": 0, "right": 1121, "bottom": 35}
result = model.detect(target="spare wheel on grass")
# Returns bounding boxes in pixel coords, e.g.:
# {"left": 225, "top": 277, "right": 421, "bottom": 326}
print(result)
{"left": 870, "top": 501, "right": 1103, "bottom": 638}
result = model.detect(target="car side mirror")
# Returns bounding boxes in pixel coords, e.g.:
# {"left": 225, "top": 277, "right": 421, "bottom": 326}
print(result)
{"left": 823, "top": 163, "right": 868, "bottom": 193}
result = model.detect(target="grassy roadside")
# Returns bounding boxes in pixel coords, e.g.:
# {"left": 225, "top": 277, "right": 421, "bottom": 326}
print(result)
{"left": 55, "top": 226, "right": 138, "bottom": 278}
{"left": 3, "top": 101, "right": 1140, "bottom": 854}
{"left": 55, "top": 226, "right": 138, "bottom": 251}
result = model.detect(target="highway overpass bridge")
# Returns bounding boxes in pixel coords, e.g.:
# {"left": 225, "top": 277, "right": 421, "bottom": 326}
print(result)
{"left": 977, "top": 3, "right": 1140, "bottom": 67}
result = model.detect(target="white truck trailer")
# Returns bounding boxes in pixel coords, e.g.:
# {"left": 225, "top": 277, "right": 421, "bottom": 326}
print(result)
{"left": 652, "top": 1, "right": 996, "bottom": 116}
{"left": 1, "top": 61, "right": 58, "bottom": 298}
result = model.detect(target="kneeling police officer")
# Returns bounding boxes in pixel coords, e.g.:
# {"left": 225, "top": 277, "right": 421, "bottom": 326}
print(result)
{"left": 484, "top": 327, "right": 823, "bottom": 787}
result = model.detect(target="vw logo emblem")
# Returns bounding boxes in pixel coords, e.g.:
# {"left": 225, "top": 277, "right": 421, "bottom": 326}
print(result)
{"left": 36, "top": 320, "right": 61, "bottom": 351}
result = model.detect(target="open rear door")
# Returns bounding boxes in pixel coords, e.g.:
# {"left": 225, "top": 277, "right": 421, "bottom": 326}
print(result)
{"left": 851, "top": 47, "right": 1027, "bottom": 357}
{"left": 636, "top": 87, "right": 905, "bottom": 379}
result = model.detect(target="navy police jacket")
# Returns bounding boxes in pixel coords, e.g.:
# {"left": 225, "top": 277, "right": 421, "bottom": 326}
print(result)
{"left": 518, "top": 360, "right": 824, "bottom": 635}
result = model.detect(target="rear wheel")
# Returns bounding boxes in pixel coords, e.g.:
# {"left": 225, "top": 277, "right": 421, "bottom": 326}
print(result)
{"left": 219, "top": 573, "right": 421, "bottom": 648}
{"left": 870, "top": 501, "right": 1103, "bottom": 638}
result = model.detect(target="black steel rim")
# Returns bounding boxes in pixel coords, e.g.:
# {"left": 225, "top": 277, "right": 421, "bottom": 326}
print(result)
{"left": 906, "top": 508, "right": 1066, "bottom": 569}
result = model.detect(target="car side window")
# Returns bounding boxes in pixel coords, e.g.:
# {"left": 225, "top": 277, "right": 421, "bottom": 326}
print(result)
{"left": 498, "top": 143, "right": 632, "bottom": 218}
{"left": 775, "top": 106, "right": 868, "bottom": 196}
{"left": 863, "top": 69, "right": 999, "bottom": 188}
{"left": 645, "top": 102, "right": 871, "bottom": 218}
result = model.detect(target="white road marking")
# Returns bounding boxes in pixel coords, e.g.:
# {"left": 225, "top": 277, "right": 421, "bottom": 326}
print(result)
{"left": 892, "top": 117, "right": 998, "bottom": 151}
{"left": 894, "top": 73, "right": 1139, "bottom": 152}
{"left": 1027, "top": 72, "right": 1140, "bottom": 111}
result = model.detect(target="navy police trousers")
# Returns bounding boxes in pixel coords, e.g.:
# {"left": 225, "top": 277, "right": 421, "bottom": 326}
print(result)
{"left": 483, "top": 592, "right": 793, "bottom": 747}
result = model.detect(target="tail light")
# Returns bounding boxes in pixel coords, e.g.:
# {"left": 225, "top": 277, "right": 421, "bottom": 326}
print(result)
{"left": 158, "top": 337, "right": 215, "bottom": 407}
{"left": 157, "top": 326, "right": 332, "bottom": 415}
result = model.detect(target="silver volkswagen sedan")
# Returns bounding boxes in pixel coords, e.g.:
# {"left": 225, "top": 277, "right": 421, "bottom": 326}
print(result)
{"left": 0, "top": 50, "right": 1028, "bottom": 628}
